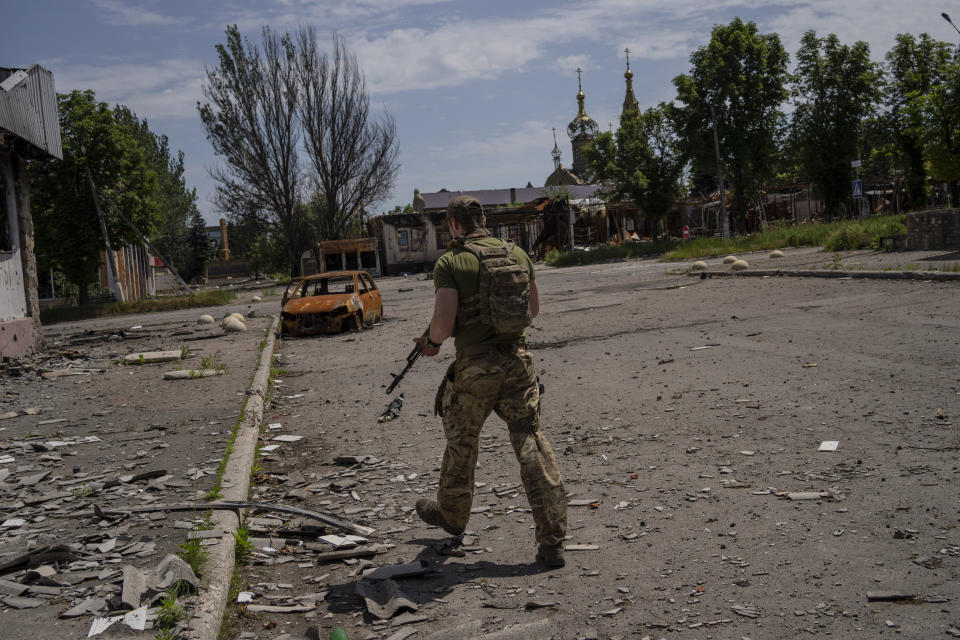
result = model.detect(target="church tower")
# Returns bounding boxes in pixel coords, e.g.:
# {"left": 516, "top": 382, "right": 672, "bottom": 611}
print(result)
{"left": 567, "top": 68, "right": 598, "bottom": 182}
{"left": 620, "top": 48, "right": 639, "bottom": 122}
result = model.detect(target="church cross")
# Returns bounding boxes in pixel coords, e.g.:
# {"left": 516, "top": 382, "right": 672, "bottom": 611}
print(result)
{"left": 624, "top": 47, "right": 631, "bottom": 69}
{"left": 576, "top": 67, "right": 582, "bottom": 91}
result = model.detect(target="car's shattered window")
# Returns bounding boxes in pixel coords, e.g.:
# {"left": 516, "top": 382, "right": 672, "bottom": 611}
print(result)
{"left": 305, "top": 277, "right": 355, "bottom": 296}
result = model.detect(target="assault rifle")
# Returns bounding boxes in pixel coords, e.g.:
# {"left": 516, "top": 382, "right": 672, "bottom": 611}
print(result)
{"left": 386, "top": 328, "right": 429, "bottom": 394}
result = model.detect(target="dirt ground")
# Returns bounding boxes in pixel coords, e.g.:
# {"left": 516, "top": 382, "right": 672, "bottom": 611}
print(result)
{"left": 1, "top": 246, "right": 958, "bottom": 640}
{"left": 221, "top": 247, "right": 960, "bottom": 640}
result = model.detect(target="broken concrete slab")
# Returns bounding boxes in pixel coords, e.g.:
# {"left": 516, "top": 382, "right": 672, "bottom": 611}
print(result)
{"left": 356, "top": 578, "right": 418, "bottom": 619}
{"left": 0, "top": 578, "right": 29, "bottom": 597}
{"left": 245, "top": 604, "right": 314, "bottom": 613}
{"left": 122, "top": 351, "right": 182, "bottom": 365}
{"left": 163, "top": 369, "right": 224, "bottom": 380}
{"left": 364, "top": 560, "right": 429, "bottom": 581}
{"left": 152, "top": 554, "right": 199, "bottom": 592}
{"left": 60, "top": 596, "right": 108, "bottom": 618}
{"left": 2, "top": 595, "right": 45, "bottom": 608}
{"left": 120, "top": 565, "right": 148, "bottom": 610}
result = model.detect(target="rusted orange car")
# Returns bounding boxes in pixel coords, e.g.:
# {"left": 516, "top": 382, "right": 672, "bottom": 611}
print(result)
{"left": 280, "top": 271, "right": 383, "bottom": 336}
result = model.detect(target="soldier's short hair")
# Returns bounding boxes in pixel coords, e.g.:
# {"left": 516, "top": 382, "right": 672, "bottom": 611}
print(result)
{"left": 445, "top": 195, "right": 485, "bottom": 233}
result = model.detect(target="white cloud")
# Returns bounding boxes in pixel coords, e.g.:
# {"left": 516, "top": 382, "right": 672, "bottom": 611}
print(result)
{"left": 92, "top": 0, "right": 187, "bottom": 26}
{"left": 51, "top": 58, "right": 204, "bottom": 120}
{"left": 555, "top": 55, "right": 594, "bottom": 74}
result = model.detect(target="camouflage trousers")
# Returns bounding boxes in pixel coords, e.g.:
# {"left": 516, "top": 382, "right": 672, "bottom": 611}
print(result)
{"left": 434, "top": 343, "right": 567, "bottom": 546}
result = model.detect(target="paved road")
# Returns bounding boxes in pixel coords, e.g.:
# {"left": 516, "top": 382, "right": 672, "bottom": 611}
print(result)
{"left": 223, "top": 248, "right": 960, "bottom": 639}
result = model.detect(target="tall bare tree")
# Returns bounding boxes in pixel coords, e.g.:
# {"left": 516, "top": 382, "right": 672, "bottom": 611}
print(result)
{"left": 296, "top": 28, "right": 399, "bottom": 240}
{"left": 198, "top": 25, "right": 311, "bottom": 275}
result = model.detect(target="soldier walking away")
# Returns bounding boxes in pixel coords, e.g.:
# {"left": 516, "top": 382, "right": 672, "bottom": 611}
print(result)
{"left": 413, "top": 195, "right": 568, "bottom": 568}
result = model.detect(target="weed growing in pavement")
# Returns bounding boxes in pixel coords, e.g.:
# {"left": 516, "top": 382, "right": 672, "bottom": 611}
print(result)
{"left": 155, "top": 588, "right": 186, "bottom": 629}
{"left": 125, "top": 424, "right": 136, "bottom": 432}
{"left": 72, "top": 482, "right": 92, "bottom": 499}
{"left": 234, "top": 527, "right": 252, "bottom": 563}
{"left": 177, "top": 538, "right": 208, "bottom": 576}
{"left": 204, "top": 488, "right": 223, "bottom": 501}
{"left": 180, "top": 346, "right": 190, "bottom": 359}
{"left": 154, "top": 629, "right": 181, "bottom": 640}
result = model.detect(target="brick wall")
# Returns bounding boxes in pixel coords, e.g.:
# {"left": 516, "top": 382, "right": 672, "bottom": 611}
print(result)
{"left": 906, "top": 208, "right": 960, "bottom": 250}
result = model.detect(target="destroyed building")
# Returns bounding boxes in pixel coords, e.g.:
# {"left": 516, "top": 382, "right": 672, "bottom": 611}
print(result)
{"left": 0, "top": 64, "right": 61, "bottom": 357}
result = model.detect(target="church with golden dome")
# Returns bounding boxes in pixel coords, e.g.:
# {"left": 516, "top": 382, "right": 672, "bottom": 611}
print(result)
{"left": 545, "top": 50, "right": 641, "bottom": 187}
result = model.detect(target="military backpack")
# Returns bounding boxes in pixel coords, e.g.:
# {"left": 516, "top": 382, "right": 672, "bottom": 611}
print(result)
{"left": 458, "top": 238, "right": 532, "bottom": 334}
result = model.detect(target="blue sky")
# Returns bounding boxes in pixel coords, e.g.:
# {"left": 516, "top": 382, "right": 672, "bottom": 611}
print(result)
{"left": 3, "top": 0, "right": 958, "bottom": 223}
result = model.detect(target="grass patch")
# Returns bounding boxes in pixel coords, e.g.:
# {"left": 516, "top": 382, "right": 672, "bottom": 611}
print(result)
{"left": 545, "top": 240, "right": 676, "bottom": 267}
{"left": 155, "top": 587, "right": 187, "bottom": 630}
{"left": 234, "top": 527, "right": 252, "bottom": 563}
{"left": 41, "top": 289, "right": 235, "bottom": 324}
{"left": 177, "top": 538, "right": 208, "bottom": 576}
{"left": 660, "top": 215, "right": 907, "bottom": 261}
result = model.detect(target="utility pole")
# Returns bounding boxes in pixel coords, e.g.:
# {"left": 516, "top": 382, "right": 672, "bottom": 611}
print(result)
{"left": 710, "top": 104, "right": 730, "bottom": 238}
{"left": 85, "top": 164, "right": 125, "bottom": 302}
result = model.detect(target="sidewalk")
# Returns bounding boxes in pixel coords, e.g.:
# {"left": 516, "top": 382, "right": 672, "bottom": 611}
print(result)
{"left": 0, "top": 306, "right": 274, "bottom": 639}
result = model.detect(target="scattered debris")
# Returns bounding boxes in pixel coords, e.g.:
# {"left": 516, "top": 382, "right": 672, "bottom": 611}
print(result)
{"left": 122, "top": 350, "right": 182, "bottom": 365}
{"left": 163, "top": 369, "right": 224, "bottom": 380}
{"left": 379, "top": 394, "right": 404, "bottom": 423}
{"left": 365, "top": 560, "right": 429, "bottom": 581}
{"left": 356, "top": 578, "right": 418, "bottom": 619}
{"left": 731, "top": 604, "right": 760, "bottom": 618}
{"left": 818, "top": 440, "right": 839, "bottom": 452}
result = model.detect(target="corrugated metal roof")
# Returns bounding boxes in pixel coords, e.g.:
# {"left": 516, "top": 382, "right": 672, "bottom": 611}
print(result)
{"left": 420, "top": 184, "right": 606, "bottom": 211}
{"left": 0, "top": 65, "right": 62, "bottom": 159}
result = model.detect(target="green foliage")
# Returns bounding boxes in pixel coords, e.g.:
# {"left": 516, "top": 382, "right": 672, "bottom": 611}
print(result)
{"left": 791, "top": 32, "right": 880, "bottom": 221}
{"left": 176, "top": 538, "right": 208, "bottom": 576}
{"left": 31, "top": 90, "right": 160, "bottom": 301}
{"left": 823, "top": 224, "right": 870, "bottom": 251}
{"left": 154, "top": 629, "right": 181, "bottom": 640}
{"left": 39, "top": 289, "right": 234, "bottom": 324}
{"left": 388, "top": 204, "right": 414, "bottom": 214}
{"left": 584, "top": 105, "right": 683, "bottom": 237}
{"left": 883, "top": 33, "right": 955, "bottom": 209}
{"left": 234, "top": 527, "right": 252, "bottom": 563}
{"left": 155, "top": 588, "right": 186, "bottom": 629}
{"left": 661, "top": 215, "right": 905, "bottom": 259}
{"left": 672, "top": 17, "right": 789, "bottom": 231}
{"left": 545, "top": 241, "right": 677, "bottom": 267}
{"left": 916, "top": 57, "right": 960, "bottom": 205}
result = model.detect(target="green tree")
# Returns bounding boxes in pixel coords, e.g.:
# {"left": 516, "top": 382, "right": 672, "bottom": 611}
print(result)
{"left": 184, "top": 210, "right": 215, "bottom": 281}
{"left": 791, "top": 32, "right": 881, "bottom": 220}
{"left": 672, "top": 17, "right": 789, "bottom": 232}
{"left": 884, "top": 33, "right": 954, "bottom": 209}
{"left": 31, "top": 90, "right": 158, "bottom": 303}
{"left": 198, "top": 25, "right": 307, "bottom": 276}
{"left": 113, "top": 105, "right": 204, "bottom": 279}
{"left": 917, "top": 57, "right": 960, "bottom": 206}
{"left": 585, "top": 104, "right": 684, "bottom": 237}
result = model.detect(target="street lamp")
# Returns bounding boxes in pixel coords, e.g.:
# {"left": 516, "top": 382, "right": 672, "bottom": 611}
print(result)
{"left": 944, "top": 12, "right": 960, "bottom": 37}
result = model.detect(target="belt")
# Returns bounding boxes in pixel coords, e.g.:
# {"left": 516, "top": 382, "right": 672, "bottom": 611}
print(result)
{"left": 456, "top": 340, "right": 526, "bottom": 357}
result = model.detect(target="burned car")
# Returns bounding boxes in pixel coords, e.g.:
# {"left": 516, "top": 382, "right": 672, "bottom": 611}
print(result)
{"left": 281, "top": 271, "right": 383, "bottom": 336}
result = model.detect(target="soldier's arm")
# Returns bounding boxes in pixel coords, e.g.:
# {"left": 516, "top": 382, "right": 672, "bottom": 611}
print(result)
{"left": 430, "top": 288, "right": 459, "bottom": 344}
{"left": 417, "top": 287, "right": 458, "bottom": 357}
{"left": 530, "top": 280, "right": 540, "bottom": 319}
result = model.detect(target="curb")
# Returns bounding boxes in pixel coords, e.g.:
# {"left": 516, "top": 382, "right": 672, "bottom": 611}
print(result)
{"left": 699, "top": 269, "right": 960, "bottom": 282}
{"left": 187, "top": 317, "right": 278, "bottom": 640}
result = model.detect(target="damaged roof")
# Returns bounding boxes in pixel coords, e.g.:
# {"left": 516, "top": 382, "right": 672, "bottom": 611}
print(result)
{"left": 0, "top": 65, "right": 62, "bottom": 159}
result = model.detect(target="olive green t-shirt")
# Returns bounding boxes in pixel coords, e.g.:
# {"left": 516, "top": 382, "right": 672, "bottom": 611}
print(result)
{"left": 433, "top": 236, "right": 536, "bottom": 349}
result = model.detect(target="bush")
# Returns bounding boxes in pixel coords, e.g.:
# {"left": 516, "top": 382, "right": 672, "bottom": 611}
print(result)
{"left": 823, "top": 224, "right": 870, "bottom": 251}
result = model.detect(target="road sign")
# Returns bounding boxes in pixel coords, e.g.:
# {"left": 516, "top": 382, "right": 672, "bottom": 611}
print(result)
{"left": 852, "top": 179, "right": 863, "bottom": 199}
{"left": 682, "top": 225, "right": 690, "bottom": 240}
{"left": 850, "top": 159, "right": 862, "bottom": 168}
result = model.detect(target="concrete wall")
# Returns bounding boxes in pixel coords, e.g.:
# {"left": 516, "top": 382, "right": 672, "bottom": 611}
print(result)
{"left": 906, "top": 208, "right": 960, "bottom": 250}
{"left": 0, "top": 151, "right": 30, "bottom": 357}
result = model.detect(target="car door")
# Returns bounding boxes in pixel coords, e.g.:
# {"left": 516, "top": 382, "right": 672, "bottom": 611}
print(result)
{"left": 360, "top": 273, "right": 382, "bottom": 322}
